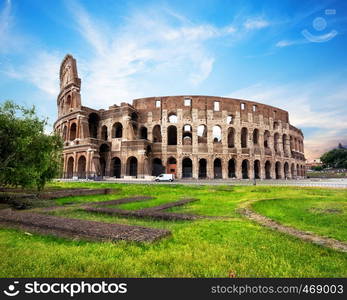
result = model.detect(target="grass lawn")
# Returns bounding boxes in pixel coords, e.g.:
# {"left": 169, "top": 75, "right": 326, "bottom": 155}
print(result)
{"left": 0, "top": 182, "right": 346, "bottom": 277}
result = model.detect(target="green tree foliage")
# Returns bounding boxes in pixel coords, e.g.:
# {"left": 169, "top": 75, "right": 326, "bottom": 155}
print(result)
{"left": 320, "top": 146, "right": 347, "bottom": 169}
{"left": 0, "top": 101, "right": 63, "bottom": 190}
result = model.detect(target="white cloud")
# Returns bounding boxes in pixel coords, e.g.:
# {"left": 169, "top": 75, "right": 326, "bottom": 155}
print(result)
{"left": 4, "top": 51, "right": 60, "bottom": 95}
{"left": 228, "top": 80, "right": 347, "bottom": 160}
{"left": 67, "top": 2, "right": 237, "bottom": 108}
{"left": 244, "top": 17, "right": 269, "bottom": 30}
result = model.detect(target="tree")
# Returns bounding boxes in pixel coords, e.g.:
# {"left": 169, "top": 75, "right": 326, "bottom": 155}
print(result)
{"left": 320, "top": 147, "right": 347, "bottom": 169}
{"left": 0, "top": 101, "right": 63, "bottom": 191}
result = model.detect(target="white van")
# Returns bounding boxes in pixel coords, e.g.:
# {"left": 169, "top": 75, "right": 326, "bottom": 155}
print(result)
{"left": 154, "top": 174, "right": 174, "bottom": 182}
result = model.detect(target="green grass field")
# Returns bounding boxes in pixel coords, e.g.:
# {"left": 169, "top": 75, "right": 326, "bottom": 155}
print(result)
{"left": 0, "top": 182, "right": 346, "bottom": 277}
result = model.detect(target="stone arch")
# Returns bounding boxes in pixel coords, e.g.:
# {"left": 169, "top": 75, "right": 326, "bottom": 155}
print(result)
{"left": 99, "top": 143, "right": 110, "bottom": 177}
{"left": 62, "top": 125, "right": 67, "bottom": 141}
{"left": 284, "top": 162, "right": 289, "bottom": 179}
{"left": 88, "top": 113, "right": 99, "bottom": 139}
{"left": 198, "top": 158, "right": 207, "bottom": 178}
{"left": 228, "top": 159, "right": 236, "bottom": 178}
{"left": 140, "top": 126, "right": 148, "bottom": 139}
{"left": 112, "top": 122, "right": 123, "bottom": 138}
{"left": 282, "top": 134, "right": 288, "bottom": 155}
{"left": 126, "top": 156, "right": 138, "bottom": 177}
{"left": 111, "top": 157, "right": 121, "bottom": 178}
{"left": 182, "top": 157, "right": 192, "bottom": 178}
{"left": 241, "top": 128, "right": 248, "bottom": 148}
{"left": 69, "top": 123, "right": 77, "bottom": 141}
{"left": 212, "top": 125, "right": 222, "bottom": 143}
{"left": 197, "top": 124, "right": 207, "bottom": 143}
{"left": 183, "top": 124, "right": 192, "bottom": 145}
{"left": 152, "top": 125, "right": 162, "bottom": 142}
{"left": 168, "top": 112, "right": 177, "bottom": 123}
{"left": 264, "top": 130, "right": 270, "bottom": 148}
{"left": 167, "top": 125, "right": 177, "bottom": 145}
{"left": 227, "top": 127, "right": 235, "bottom": 148}
{"left": 241, "top": 159, "right": 249, "bottom": 179}
{"left": 265, "top": 161, "right": 271, "bottom": 179}
{"left": 101, "top": 125, "right": 108, "bottom": 141}
{"left": 252, "top": 129, "right": 259, "bottom": 145}
{"left": 275, "top": 161, "right": 281, "bottom": 179}
{"left": 214, "top": 158, "right": 222, "bottom": 179}
{"left": 296, "top": 163, "right": 300, "bottom": 177}
{"left": 152, "top": 158, "right": 164, "bottom": 176}
{"left": 77, "top": 156, "right": 86, "bottom": 179}
{"left": 274, "top": 133, "right": 280, "bottom": 153}
{"left": 254, "top": 159, "right": 260, "bottom": 179}
{"left": 167, "top": 157, "right": 177, "bottom": 177}
{"left": 291, "top": 163, "right": 295, "bottom": 178}
{"left": 67, "top": 157, "right": 74, "bottom": 178}
{"left": 65, "top": 95, "right": 72, "bottom": 112}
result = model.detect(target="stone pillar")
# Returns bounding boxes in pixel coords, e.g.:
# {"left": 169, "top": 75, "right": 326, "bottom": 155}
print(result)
{"left": 192, "top": 156, "right": 199, "bottom": 179}
{"left": 236, "top": 159, "right": 242, "bottom": 179}
{"left": 207, "top": 157, "right": 214, "bottom": 179}
{"left": 249, "top": 160, "right": 254, "bottom": 180}
{"left": 222, "top": 158, "right": 228, "bottom": 179}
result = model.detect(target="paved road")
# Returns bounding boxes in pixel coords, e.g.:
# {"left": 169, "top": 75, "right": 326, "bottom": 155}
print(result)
{"left": 57, "top": 178, "right": 347, "bottom": 188}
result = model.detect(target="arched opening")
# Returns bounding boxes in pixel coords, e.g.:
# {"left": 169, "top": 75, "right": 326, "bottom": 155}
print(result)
{"left": 274, "top": 133, "right": 280, "bottom": 153}
{"left": 197, "top": 124, "right": 207, "bottom": 143}
{"left": 62, "top": 126, "right": 67, "bottom": 141}
{"left": 252, "top": 129, "right": 259, "bottom": 145}
{"left": 66, "top": 95, "right": 72, "bottom": 111}
{"left": 226, "top": 115, "right": 234, "bottom": 124}
{"left": 69, "top": 123, "right": 77, "bottom": 141}
{"left": 168, "top": 113, "right": 177, "bottom": 123}
{"left": 152, "top": 158, "right": 164, "bottom": 176}
{"left": 198, "top": 159, "right": 207, "bottom": 178}
{"left": 212, "top": 126, "right": 222, "bottom": 143}
{"left": 112, "top": 157, "right": 121, "bottom": 178}
{"left": 112, "top": 122, "right": 123, "bottom": 138}
{"left": 88, "top": 113, "right": 99, "bottom": 139}
{"left": 67, "top": 157, "right": 74, "bottom": 178}
{"left": 99, "top": 144, "right": 110, "bottom": 177}
{"left": 282, "top": 134, "right": 288, "bottom": 155}
{"left": 273, "top": 121, "right": 279, "bottom": 130}
{"left": 101, "top": 125, "right": 108, "bottom": 141}
{"left": 227, "top": 127, "right": 235, "bottom": 148}
{"left": 167, "top": 125, "right": 177, "bottom": 145}
{"left": 140, "top": 126, "right": 148, "bottom": 139}
{"left": 182, "top": 157, "right": 192, "bottom": 178}
{"left": 228, "top": 159, "right": 236, "bottom": 178}
{"left": 284, "top": 162, "right": 289, "bottom": 179}
{"left": 254, "top": 160, "right": 260, "bottom": 179}
{"left": 77, "top": 156, "right": 86, "bottom": 179}
{"left": 275, "top": 161, "right": 281, "bottom": 179}
{"left": 291, "top": 163, "right": 295, "bottom": 178}
{"left": 241, "top": 128, "right": 248, "bottom": 148}
{"left": 130, "top": 112, "right": 138, "bottom": 122}
{"left": 265, "top": 161, "right": 271, "bottom": 179}
{"left": 242, "top": 159, "right": 249, "bottom": 179}
{"left": 296, "top": 164, "right": 300, "bottom": 177}
{"left": 214, "top": 158, "right": 222, "bottom": 179}
{"left": 264, "top": 130, "right": 270, "bottom": 148}
{"left": 127, "top": 157, "right": 138, "bottom": 177}
{"left": 152, "top": 125, "right": 162, "bottom": 142}
{"left": 183, "top": 124, "right": 192, "bottom": 145}
{"left": 167, "top": 157, "right": 177, "bottom": 177}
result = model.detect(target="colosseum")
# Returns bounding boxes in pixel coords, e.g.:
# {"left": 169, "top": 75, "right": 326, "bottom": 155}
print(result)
{"left": 54, "top": 54, "right": 306, "bottom": 180}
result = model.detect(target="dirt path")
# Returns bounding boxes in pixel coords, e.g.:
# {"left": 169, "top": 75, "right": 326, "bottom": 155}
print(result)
{"left": 238, "top": 205, "right": 347, "bottom": 253}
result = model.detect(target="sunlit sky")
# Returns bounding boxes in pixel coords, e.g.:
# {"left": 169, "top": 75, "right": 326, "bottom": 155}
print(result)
{"left": 1, "top": 0, "right": 346, "bottom": 160}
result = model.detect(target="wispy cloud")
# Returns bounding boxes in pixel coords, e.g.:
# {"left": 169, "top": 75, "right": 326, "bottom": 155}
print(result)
{"left": 244, "top": 17, "right": 270, "bottom": 30}
{"left": 228, "top": 79, "right": 347, "bottom": 160}
{"left": 275, "top": 39, "right": 307, "bottom": 47}
{"left": 67, "top": 1, "right": 238, "bottom": 107}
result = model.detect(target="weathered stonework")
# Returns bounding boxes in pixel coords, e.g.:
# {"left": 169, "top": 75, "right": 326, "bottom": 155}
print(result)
{"left": 54, "top": 54, "right": 306, "bottom": 180}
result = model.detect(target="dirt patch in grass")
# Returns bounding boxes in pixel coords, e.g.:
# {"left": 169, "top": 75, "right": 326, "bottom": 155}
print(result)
{"left": 0, "top": 209, "right": 170, "bottom": 242}
{"left": 84, "top": 197, "right": 200, "bottom": 221}
{"left": 239, "top": 207, "right": 347, "bottom": 253}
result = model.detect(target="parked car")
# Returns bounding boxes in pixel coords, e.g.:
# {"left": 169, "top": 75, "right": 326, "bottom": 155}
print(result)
{"left": 154, "top": 174, "right": 174, "bottom": 182}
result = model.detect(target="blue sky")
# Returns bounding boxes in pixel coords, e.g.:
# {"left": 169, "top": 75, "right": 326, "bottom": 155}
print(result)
{"left": 1, "top": 0, "right": 346, "bottom": 160}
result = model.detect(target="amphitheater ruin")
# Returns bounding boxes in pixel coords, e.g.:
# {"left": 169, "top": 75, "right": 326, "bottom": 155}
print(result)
{"left": 54, "top": 54, "right": 306, "bottom": 180}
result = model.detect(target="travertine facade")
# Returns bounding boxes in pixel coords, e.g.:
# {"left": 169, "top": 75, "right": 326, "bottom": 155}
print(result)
{"left": 54, "top": 54, "right": 306, "bottom": 180}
